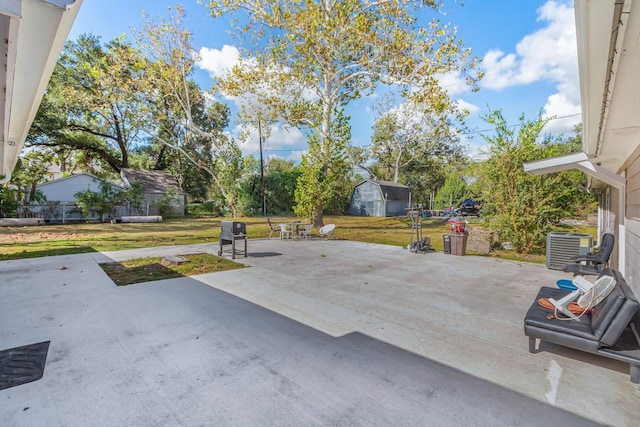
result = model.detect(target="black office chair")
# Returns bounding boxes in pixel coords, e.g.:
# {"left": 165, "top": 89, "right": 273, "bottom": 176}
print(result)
{"left": 561, "top": 233, "right": 615, "bottom": 276}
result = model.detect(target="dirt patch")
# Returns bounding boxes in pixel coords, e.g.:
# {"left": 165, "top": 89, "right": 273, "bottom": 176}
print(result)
{"left": 0, "top": 232, "right": 82, "bottom": 244}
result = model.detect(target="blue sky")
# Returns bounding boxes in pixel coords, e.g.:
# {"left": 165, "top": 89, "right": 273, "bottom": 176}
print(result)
{"left": 67, "top": 0, "right": 580, "bottom": 162}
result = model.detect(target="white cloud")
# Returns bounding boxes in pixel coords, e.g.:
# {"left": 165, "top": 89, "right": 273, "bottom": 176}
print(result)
{"left": 436, "top": 71, "right": 470, "bottom": 97}
{"left": 198, "top": 47, "right": 317, "bottom": 114}
{"left": 477, "top": 1, "right": 580, "bottom": 135}
{"left": 196, "top": 45, "right": 316, "bottom": 161}
{"left": 234, "top": 123, "right": 307, "bottom": 161}
{"left": 481, "top": 1, "right": 577, "bottom": 91}
{"left": 542, "top": 92, "right": 581, "bottom": 134}
{"left": 481, "top": 50, "right": 519, "bottom": 89}
{"left": 454, "top": 98, "right": 480, "bottom": 115}
{"left": 197, "top": 45, "right": 240, "bottom": 78}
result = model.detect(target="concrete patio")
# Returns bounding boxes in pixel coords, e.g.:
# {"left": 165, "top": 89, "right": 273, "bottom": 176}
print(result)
{"left": 1, "top": 238, "right": 638, "bottom": 426}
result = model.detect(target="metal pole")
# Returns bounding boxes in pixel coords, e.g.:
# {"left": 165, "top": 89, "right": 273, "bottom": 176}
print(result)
{"left": 258, "top": 120, "right": 266, "bottom": 216}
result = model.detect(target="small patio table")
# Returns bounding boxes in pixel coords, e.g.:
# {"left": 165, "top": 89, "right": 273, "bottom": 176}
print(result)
{"left": 279, "top": 222, "right": 307, "bottom": 240}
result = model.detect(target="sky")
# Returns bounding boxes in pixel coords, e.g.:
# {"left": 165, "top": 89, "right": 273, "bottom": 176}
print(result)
{"left": 66, "top": 0, "right": 581, "bottom": 163}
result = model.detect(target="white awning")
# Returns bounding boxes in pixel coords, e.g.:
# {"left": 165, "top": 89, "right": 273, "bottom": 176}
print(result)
{"left": 0, "top": 0, "right": 83, "bottom": 183}
{"left": 523, "top": 152, "right": 625, "bottom": 190}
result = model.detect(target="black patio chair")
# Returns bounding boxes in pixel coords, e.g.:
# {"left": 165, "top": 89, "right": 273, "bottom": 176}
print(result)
{"left": 561, "top": 232, "right": 615, "bottom": 276}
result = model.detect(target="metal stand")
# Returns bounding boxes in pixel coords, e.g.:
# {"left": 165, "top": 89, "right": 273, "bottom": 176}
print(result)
{"left": 408, "top": 207, "right": 424, "bottom": 246}
{"left": 218, "top": 221, "right": 248, "bottom": 259}
{"left": 406, "top": 207, "right": 433, "bottom": 253}
{"left": 218, "top": 235, "right": 247, "bottom": 259}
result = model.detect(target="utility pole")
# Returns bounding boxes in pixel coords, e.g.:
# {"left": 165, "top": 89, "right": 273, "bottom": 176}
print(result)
{"left": 258, "top": 120, "right": 266, "bottom": 216}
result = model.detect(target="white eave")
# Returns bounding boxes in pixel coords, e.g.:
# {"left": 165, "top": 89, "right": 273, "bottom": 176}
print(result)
{"left": 524, "top": 0, "right": 639, "bottom": 189}
{"left": 524, "top": 152, "right": 625, "bottom": 190}
{"left": 577, "top": 0, "right": 640, "bottom": 172}
{"left": 0, "top": 0, "right": 83, "bottom": 183}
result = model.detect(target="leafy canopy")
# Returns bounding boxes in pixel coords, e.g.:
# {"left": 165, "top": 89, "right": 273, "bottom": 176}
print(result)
{"left": 29, "top": 35, "right": 149, "bottom": 173}
{"left": 206, "top": 0, "right": 481, "bottom": 225}
{"left": 477, "top": 109, "right": 588, "bottom": 253}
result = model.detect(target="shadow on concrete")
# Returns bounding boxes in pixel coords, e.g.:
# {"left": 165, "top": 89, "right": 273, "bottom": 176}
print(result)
{"left": 537, "top": 341, "right": 629, "bottom": 376}
{"left": 0, "top": 248, "right": 609, "bottom": 425}
{"left": 247, "top": 252, "right": 282, "bottom": 258}
{"left": 43, "top": 274, "right": 598, "bottom": 426}
{"left": 179, "top": 281, "right": 602, "bottom": 426}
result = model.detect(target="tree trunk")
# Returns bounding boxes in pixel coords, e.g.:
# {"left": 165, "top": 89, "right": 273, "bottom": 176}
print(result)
{"left": 314, "top": 78, "right": 333, "bottom": 228}
{"left": 29, "top": 182, "right": 37, "bottom": 202}
{"left": 312, "top": 205, "right": 324, "bottom": 228}
{"left": 393, "top": 146, "right": 404, "bottom": 183}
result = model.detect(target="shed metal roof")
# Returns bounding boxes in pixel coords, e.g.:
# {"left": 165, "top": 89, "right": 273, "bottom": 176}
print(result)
{"left": 120, "top": 168, "right": 185, "bottom": 194}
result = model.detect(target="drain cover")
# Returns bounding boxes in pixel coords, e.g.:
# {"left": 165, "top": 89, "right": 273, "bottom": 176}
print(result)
{"left": 0, "top": 341, "right": 50, "bottom": 390}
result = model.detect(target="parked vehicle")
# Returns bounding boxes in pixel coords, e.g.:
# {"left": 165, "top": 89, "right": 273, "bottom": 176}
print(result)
{"left": 459, "top": 199, "right": 481, "bottom": 216}
{"left": 438, "top": 207, "right": 458, "bottom": 216}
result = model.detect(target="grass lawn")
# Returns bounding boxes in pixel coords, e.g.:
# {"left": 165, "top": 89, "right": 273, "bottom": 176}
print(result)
{"left": 0, "top": 214, "right": 597, "bottom": 264}
{"left": 100, "top": 252, "right": 244, "bottom": 286}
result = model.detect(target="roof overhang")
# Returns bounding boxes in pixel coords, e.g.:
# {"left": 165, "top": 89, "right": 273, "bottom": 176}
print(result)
{"left": 524, "top": 0, "right": 640, "bottom": 190}
{"left": 524, "top": 151, "right": 625, "bottom": 190}
{"left": 0, "top": 0, "right": 83, "bottom": 184}
{"left": 575, "top": 0, "right": 640, "bottom": 176}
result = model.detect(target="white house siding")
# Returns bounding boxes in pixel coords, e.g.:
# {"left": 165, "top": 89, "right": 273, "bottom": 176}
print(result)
{"left": 37, "top": 174, "right": 104, "bottom": 203}
{"left": 625, "top": 154, "right": 640, "bottom": 296}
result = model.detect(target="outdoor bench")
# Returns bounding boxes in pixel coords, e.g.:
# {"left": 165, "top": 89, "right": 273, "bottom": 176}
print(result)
{"left": 524, "top": 269, "right": 640, "bottom": 383}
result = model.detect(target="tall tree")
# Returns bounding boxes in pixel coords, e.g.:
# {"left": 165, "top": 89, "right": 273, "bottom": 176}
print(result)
{"left": 136, "top": 6, "right": 242, "bottom": 215}
{"left": 477, "top": 110, "right": 587, "bottom": 253}
{"left": 370, "top": 98, "right": 465, "bottom": 183}
{"left": 233, "top": 99, "right": 278, "bottom": 216}
{"left": 145, "top": 81, "right": 228, "bottom": 202}
{"left": 206, "top": 0, "right": 481, "bottom": 226}
{"left": 294, "top": 108, "right": 351, "bottom": 221}
{"left": 346, "top": 145, "right": 376, "bottom": 179}
{"left": 28, "top": 35, "right": 150, "bottom": 174}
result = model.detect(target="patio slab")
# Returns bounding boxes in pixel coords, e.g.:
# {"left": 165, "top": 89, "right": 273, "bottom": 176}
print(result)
{"left": 1, "top": 238, "right": 637, "bottom": 426}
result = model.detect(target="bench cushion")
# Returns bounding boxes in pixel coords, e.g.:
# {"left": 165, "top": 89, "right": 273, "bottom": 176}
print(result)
{"left": 524, "top": 287, "right": 596, "bottom": 341}
{"left": 590, "top": 275, "right": 626, "bottom": 341}
{"left": 598, "top": 270, "right": 640, "bottom": 346}
{"left": 524, "top": 270, "right": 640, "bottom": 349}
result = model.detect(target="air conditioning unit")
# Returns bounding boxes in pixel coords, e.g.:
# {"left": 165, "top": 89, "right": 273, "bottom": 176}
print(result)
{"left": 546, "top": 233, "right": 593, "bottom": 270}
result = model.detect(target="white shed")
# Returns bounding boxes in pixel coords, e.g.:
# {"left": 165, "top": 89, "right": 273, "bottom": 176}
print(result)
{"left": 37, "top": 173, "right": 123, "bottom": 203}
{"left": 349, "top": 179, "right": 411, "bottom": 217}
